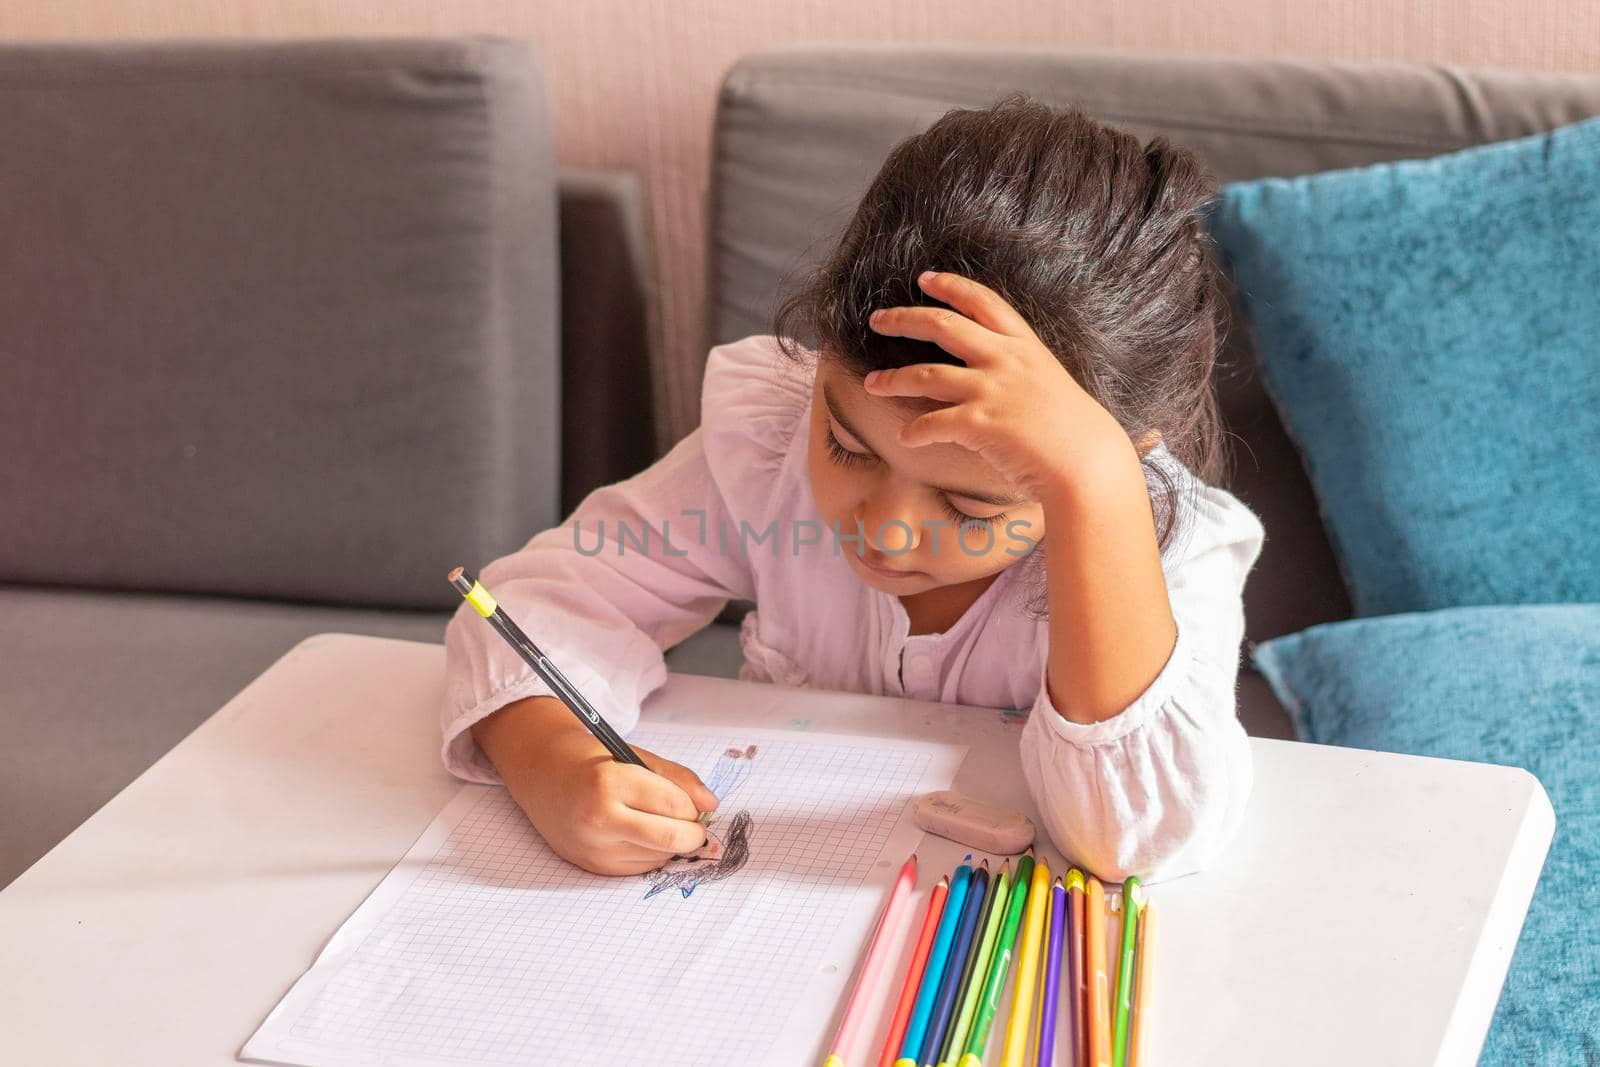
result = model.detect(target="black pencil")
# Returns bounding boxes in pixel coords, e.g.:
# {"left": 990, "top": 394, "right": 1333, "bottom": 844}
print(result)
{"left": 448, "top": 565, "right": 646, "bottom": 766}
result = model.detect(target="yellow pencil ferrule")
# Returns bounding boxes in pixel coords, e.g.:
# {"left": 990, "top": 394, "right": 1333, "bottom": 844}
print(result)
{"left": 822, "top": 1056, "right": 844, "bottom": 1067}
{"left": 956, "top": 1055, "right": 984, "bottom": 1067}
{"left": 463, "top": 580, "right": 498, "bottom": 618}
{"left": 893, "top": 1059, "right": 918, "bottom": 1067}
{"left": 1065, "top": 868, "right": 1085, "bottom": 892}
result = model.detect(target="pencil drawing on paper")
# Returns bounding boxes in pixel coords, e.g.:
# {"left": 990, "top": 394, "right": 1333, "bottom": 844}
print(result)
{"left": 642, "top": 745, "right": 758, "bottom": 900}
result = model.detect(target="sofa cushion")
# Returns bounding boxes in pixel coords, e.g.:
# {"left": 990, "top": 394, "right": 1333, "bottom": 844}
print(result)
{"left": 0, "top": 37, "right": 558, "bottom": 610}
{"left": 0, "top": 584, "right": 450, "bottom": 889}
{"left": 1210, "top": 116, "right": 1600, "bottom": 616}
{"left": 1252, "top": 604, "right": 1599, "bottom": 1063}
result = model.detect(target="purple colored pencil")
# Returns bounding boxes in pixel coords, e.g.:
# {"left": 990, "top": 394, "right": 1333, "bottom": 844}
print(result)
{"left": 1036, "top": 878, "right": 1067, "bottom": 1067}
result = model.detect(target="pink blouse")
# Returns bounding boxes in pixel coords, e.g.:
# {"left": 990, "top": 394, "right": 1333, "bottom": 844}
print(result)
{"left": 440, "top": 333, "right": 1267, "bottom": 881}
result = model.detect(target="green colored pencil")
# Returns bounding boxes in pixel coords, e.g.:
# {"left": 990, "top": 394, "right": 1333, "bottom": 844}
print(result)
{"left": 1111, "top": 877, "right": 1142, "bottom": 1067}
{"left": 940, "top": 862, "right": 1011, "bottom": 1065}
{"left": 957, "top": 852, "right": 1034, "bottom": 1066}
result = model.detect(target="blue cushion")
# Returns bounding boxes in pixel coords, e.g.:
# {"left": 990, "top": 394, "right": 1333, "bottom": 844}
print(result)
{"left": 1252, "top": 604, "right": 1599, "bottom": 1064}
{"left": 1209, "top": 117, "right": 1600, "bottom": 617}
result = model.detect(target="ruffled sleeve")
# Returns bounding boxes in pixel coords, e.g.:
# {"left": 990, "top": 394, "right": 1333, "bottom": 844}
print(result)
{"left": 438, "top": 333, "right": 811, "bottom": 783}
{"left": 1018, "top": 446, "right": 1266, "bottom": 882}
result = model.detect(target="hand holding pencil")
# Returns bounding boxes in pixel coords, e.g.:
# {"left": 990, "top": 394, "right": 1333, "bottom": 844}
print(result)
{"left": 452, "top": 567, "right": 719, "bottom": 876}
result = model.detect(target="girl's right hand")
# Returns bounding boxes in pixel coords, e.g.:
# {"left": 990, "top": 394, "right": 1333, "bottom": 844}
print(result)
{"left": 471, "top": 695, "right": 720, "bottom": 876}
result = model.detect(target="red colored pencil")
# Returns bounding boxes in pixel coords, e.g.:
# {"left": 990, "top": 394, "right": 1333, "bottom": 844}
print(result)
{"left": 877, "top": 874, "right": 950, "bottom": 1067}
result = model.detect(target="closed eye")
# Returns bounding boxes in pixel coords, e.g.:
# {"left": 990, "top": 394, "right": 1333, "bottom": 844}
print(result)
{"left": 940, "top": 498, "right": 1010, "bottom": 526}
{"left": 823, "top": 424, "right": 874, "bottom": 468}
{"left": 826, "top": 423, "right": 1010, "bottom": 525}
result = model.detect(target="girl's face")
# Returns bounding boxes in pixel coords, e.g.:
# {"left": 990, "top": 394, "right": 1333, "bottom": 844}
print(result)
{"left": 806, "top": 356, "right": 1045, "bottom": 595}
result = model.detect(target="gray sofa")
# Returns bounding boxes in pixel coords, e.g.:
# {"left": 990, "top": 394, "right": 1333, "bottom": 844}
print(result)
{"left": 0, "top": 36, "right": 665, "bottom": 886}
{"left": 4, "top": 36, "right": 1597, "bottom": 891}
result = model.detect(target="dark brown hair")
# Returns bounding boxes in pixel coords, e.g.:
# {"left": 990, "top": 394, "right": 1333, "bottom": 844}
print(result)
{"left": 772, "top": 91, "right": 1231, "bottom": 614}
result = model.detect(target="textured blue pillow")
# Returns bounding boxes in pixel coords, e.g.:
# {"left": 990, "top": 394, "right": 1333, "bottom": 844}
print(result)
{"left": 1210, "top": 117, "right": 1600, "bottom": 617}
{"left": 1252, "top": 604, "right": 1599, "bottom": 1064}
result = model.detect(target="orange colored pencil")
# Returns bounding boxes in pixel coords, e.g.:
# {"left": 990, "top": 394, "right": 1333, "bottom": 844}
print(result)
{"left": 1128, "top": 902, "right": 1156, "bottom": 1067}
{"left": 878, "top": 875, "right": 949, "bottom": 1067}
{"left": 1066, "top": 869, "right": 1087, "bottom": 1067}
{"left": 1086, "top": 876, "right": 1111, "bottom": 1067}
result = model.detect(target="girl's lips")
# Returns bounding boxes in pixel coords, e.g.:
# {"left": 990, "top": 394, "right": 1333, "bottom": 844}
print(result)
{"left": 853, "top": 553, "right": 923, "bottom": 580}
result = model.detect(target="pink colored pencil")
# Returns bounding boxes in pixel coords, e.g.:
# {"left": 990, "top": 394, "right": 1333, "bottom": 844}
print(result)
{"left": 879, "top": 872, "right": 950, "bottom": 1067}
{"left": 826, "top": 853, "right": 919, "bottom": 1067}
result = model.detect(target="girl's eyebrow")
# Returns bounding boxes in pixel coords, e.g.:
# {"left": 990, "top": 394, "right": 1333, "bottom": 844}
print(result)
{"left": 822, "top": 382, "right": 1028, "bottom": 508}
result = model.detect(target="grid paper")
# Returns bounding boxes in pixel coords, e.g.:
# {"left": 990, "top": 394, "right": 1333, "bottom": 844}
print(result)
{"left": 240, "top": 724, "right": 966, "bottom": 1067}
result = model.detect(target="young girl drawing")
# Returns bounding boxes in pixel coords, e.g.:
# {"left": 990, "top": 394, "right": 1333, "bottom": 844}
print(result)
{"left": 441, "top": 93, "right": 1266, "bottom": 883}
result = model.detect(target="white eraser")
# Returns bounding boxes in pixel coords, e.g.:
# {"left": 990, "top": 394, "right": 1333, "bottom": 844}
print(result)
{"left": 911, "top": 789, "right": 1035, "bottom": 855}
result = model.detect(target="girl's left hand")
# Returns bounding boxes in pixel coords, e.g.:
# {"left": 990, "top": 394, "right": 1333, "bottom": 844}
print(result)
{"left": 862, "top": 270, "right": 1139, "bottom": 502}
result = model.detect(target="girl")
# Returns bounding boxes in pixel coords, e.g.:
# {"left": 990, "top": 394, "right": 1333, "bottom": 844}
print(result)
{"left": 441, "top": 92, "right": 1266, "bottom": 883}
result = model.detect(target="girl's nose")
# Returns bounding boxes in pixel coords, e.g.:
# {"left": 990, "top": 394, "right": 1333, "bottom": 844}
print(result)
{"left": 853, "top": 494, "right": 922, "bottom": 555}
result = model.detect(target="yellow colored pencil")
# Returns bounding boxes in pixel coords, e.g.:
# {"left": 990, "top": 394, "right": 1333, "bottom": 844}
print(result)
{"left": 998, "top": 858, "right": 1051, "bottom": 1067}
{"left": 1086, "top": 876, "right": 1111, "bottom": 1067}
{"left": 1108, "top": 895, "right": 1120, "bottom": 1021}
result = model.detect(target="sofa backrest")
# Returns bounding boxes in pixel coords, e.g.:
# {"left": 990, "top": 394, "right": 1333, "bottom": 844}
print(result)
{"left": 0, "top": 35, "right": 559, "bottom": 611}
{"left": 706, "top": 45, "right": 1600, "bottom": 646}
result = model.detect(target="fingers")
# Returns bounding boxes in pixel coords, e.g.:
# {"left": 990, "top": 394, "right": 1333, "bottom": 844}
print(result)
{"left": 916, "top": 270, "right": 1037, "bottom": 338}
{"left": 869, "top": 302, "right": 997, "bottom": 365}
{"left": 613, "top": 807, "right": 710, "bottom": 858}
{"left": 614, "top": 761, "right": 701, "bottom": 821}
{"left": 636, "top": 747, "right": 719, "bottom": 813}
{"left": 862, "top": 362, "right": 985, "bottom": 404}
{"left": 898, "top": 405, "right": 978, "bottom": 450}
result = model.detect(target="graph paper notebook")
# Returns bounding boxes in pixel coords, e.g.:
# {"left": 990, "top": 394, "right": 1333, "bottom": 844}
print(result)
{"left": 240, "top": 723, "right": 966, "bottom": 1067}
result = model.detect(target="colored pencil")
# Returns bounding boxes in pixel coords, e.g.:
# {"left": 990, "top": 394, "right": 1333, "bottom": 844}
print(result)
{"left": 880, "top": 876, "right": 950, "bottom": 1067}
{"left": 999, "top": 858, "right": 1052, "bottom": 1067}
{"left": 1127, "top": 903, "right": 1155, "bottom": 1067}
{"left": 920, "top": 861, "right": 990, "bottom": 1065}
{"left": 1086, "top": 877, "right": 1110, "bottom": 1067}
{"left": 1035, "top": 879, "right": 1066, "bottom": 1067}
{"left": 940, "top": 863, "right": 1010, "bottom": 1067}
{"left": 1030, "top": 906, "right": 1048, "bottom": 1060}
{"left": 898, "top": 858, "right": 974, "bottom": 1064}
{"left": 1065, "top": 870, "right": 1087, "bottom": 1067}
{"left": 958, "top": 852, "right": 1034, "bottom": 1067}
{"left": 1108, "top": 914, "right": 1119, "bottom": 1024}
{"left": 1110, "top": 879, "right": 1141, "bottom": 1067}
{"left": 825, "top": 854, "right": 919, "bottom": 1067}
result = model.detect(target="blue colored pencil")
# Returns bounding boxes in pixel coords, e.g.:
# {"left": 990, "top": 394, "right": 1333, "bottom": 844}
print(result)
{"left": 919, "top": 860, "right": 989, "bottom": 1066}
{"left": 897, "top": 856, "right": 974, "bottom": 1063}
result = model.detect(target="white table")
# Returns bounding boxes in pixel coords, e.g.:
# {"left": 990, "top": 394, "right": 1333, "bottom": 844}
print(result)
{"left": 0, "top": 634, "right": 1552, "bottom": 1065}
